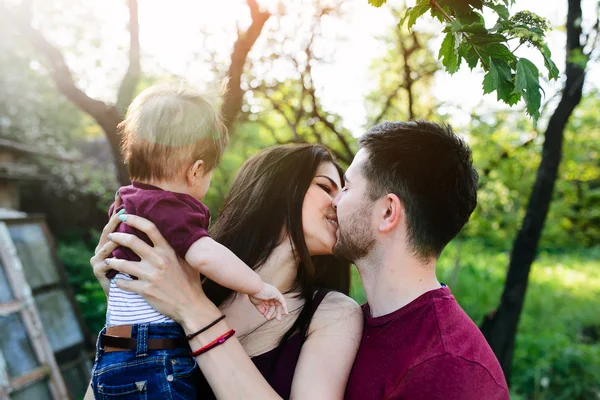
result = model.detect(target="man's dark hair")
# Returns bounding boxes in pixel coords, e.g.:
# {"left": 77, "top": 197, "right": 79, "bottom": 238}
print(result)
{"left": 358, "top": 120, "right": 478, "bottom": 260}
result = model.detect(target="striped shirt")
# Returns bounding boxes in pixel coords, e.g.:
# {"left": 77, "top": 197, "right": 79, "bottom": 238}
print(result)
{"left": 107, "top": 273, "right": 173, "bottom": 326}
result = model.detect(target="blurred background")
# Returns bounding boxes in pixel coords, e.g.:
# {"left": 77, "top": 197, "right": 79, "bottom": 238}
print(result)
{"left": 0, "top": 0, "right": 598, "bottom": 399}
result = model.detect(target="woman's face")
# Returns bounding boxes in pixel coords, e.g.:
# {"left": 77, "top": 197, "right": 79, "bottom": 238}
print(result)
{"left": 302, "top": 161, "right": 342, "bottom": 256}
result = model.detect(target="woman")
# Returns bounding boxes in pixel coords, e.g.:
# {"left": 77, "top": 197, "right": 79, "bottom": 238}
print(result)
{"left": 88, "top": 144, "right": 363, "bottom": 399}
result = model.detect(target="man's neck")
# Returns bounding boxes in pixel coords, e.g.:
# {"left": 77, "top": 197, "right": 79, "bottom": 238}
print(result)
{"left": 357, "top": 245, "right": 440, "bottom": 318}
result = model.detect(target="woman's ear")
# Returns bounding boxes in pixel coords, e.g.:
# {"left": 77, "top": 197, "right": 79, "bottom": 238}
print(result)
{"left": 188, "top": 160, "right": 205, "bottom": 185}
{"left": 378, "top": 193, "right": 403, "bottom": 233}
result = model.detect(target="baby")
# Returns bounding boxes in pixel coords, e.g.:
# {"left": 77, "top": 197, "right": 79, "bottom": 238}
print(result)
{"left": 91, "top": 83, "right": 287, "bottom": 398}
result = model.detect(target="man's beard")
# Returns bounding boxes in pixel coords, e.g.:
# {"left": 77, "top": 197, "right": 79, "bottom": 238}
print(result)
{"left": 334, "top": 201, "right": 376, "bottom": 263}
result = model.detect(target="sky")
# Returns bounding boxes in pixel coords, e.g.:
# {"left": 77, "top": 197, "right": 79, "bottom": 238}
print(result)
{"left": 36, "top": 0, "right": 600, "bottom": 136}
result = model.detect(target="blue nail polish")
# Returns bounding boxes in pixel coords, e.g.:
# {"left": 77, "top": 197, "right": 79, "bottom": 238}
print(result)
{"left": 114, "top": 190, "right": 120, "bottom": 200}
{"left": 117, "top": 209, "right": 126, "bottom": 216}
{"left": 107, "top": 233, "right": 113, "bottom": 240}
{"left": 118, "top": 214, "right": 128, "bottom": 222}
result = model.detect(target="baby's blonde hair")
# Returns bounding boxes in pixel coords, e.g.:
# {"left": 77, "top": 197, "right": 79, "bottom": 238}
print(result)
{"left": 119, "top": 82, "right": 228, "bottom": 182}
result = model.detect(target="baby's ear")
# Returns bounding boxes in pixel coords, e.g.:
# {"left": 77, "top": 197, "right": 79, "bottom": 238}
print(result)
{"left": 188, "top": 160, "right": 205, "bottom": 183}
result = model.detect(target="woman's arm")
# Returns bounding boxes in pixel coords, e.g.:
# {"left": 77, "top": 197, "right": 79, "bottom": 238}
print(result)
{"left": 91, "top": 215, "right": 282, "bottom": 399}
{"left": 289, "top": 292, "right": 363, "bottom": 399}
{"left": 93, "top": 215, "right": 362, "bottom": 399}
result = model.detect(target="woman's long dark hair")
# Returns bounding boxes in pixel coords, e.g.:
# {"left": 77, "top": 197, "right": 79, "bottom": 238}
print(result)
{"left": 204, "top": 144, "right": 350, "bottom": 343}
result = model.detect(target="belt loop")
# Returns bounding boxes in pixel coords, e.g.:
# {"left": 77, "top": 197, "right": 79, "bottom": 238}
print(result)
{"left": 136, "top": 324, "right": 149, "bottom": 357}
{"left": 94, "top": 327, "right": 106, "bottom": 362}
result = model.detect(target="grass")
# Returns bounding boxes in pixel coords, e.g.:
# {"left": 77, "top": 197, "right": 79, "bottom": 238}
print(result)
{"left": 349, "top": 241, "right": 600, "bottom": 400}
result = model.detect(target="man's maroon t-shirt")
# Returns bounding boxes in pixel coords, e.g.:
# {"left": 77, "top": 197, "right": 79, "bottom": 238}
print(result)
{"left": 106, "top": 181, "right": 210, "bottom": 279}
{"left": 345, "top": 286, "right": 509, "bottom": 400}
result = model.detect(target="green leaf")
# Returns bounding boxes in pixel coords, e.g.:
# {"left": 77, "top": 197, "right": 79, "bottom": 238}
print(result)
{"left": 484, "top": 2, "right": 509, "bottom": 20}
{"left": 459, "top": 43, "right": 479, "bottom": 69}
{"left": 490, "top": 19, "right": 511, "bottom": 34}
{"left": 459, "top": 22, "right": 487, "bottom": 34}
{"left": 483, "top": 58, "right": 500, "bottom": 94}
{"left": 541, "top": 44, "right": 559, "bottom": 80}
{"left": 439, "top": 32, "right": 460, "bottom": 74}
{"left": 468, "top": 33, "right": 508, "bottom": 45}
{"left": 368, "top": 0, "right": 387, "bottom": 7}
{"left": 449, "top": 20, "right": 464, "bottom": 33}
{"left": 476, "top": 43, "right": 516, "bottom": 63}
{"left": 514, "top": 58, "right": 542, "bottom": 120}
{"left": 483, "top": 59, "right": 520, "bottom": 104}
{"left": 482, "top": 71, "right": 495, "bottom": 95}
{"left": 407, "top": 0, "right": 431, "bottom": 29}
{"left": 439, "top": 0, "right": 483, "bottom": 14}
{"left": 459, "top": 10, "right": 485, "bottom": 24}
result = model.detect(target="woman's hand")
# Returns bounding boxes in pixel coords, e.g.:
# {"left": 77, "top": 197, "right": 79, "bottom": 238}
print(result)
{"left": 90, "top": 209, "right": 125, "bottom": 296}
{"left": 96, "top": 214, "right": 221, "bottom": 329}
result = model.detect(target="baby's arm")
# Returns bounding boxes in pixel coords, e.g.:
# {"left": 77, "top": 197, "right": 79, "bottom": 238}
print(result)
{"left": 186, "top": 237, "right": 264, "bottom": 294}
{"left": 185, "top": 237, "right": 288, "bottom": 319}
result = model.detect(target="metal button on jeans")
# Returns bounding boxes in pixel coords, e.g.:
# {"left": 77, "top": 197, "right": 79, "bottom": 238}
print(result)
{"left": 167, "top": 375, "right": 174, "bottom": 382}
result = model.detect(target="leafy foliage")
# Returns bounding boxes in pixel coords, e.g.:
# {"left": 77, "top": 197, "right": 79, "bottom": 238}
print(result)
{"left": 377, "top": 0, "right": 561, "bottom": 122}
{"left": 464, "top": 92, "right": 600, "bottom": 249}
{"left": 57, "top": 236, "right": 106, "bottom": 334}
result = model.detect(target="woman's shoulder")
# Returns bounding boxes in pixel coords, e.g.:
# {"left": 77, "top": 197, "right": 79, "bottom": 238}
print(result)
{"left": 319, "top": 290, "right": 362, "bottom": 311}
{"left": 308, "top": 290, "right": 363, "bottom": 335}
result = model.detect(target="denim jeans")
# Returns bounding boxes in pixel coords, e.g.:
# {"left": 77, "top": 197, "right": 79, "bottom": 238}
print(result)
{"left": 91, "top": 323, "right": 199, "bottom": 399}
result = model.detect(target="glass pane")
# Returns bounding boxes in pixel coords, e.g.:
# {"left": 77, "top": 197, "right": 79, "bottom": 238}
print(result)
{"left": 61, "top": 361, "right": 90, "bottom": 399}
{"left": 0, "top": 314, "right": 39, "bottom": 378}
{"left": 34, "top": 290, "right": 84, "bottom": 352}
{"left": 0, "top": 257, "right": 14, "bottom": 302}
{"left": 7, "top": 223, "right": 59, "bottom": 289}
{"left": 11, "top": 379, "right": 53, "bottom": 400}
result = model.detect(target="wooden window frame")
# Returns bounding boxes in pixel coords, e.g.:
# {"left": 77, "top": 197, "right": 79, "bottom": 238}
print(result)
{"left": 0, "top": 216, "right": 93, "bottom": 399}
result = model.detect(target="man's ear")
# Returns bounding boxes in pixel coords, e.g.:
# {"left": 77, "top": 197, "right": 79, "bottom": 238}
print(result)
{"left": 378, "top": 193, "right": 403, "bottom": 233}
{"left": 188, "top": 160, "right": 205, "bottom": 185}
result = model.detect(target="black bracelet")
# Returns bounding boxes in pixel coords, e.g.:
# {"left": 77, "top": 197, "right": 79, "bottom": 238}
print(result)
{"left": 186, "top": 315, "right": 226, "bottom": 341}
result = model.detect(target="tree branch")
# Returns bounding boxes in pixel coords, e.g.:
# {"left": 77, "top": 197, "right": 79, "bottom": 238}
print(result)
{"left": 0, "top": 2, "right": 130, "bottom": 185}
{"left": 221, "top": 0, "right": 271, "bottom": 131}
{"left": 269, "top": 98, "right": 301, "bottom": 141}
{"left": 0, "top": 4, "right": 116, "bottom": 121}
{"left": 304, "top": 43, "right": 354, "bottom": 163}
{"left": 374, "top": 86, "right": 402, "bottom": 125}
{"left": 430, "top": 0, "right": 490, "bottom": 70}
{"left": 256, "top": 120, "right": 285, "bottom": 144}
{"left": 116, "top": 0, "right": 141, "bottom": 114}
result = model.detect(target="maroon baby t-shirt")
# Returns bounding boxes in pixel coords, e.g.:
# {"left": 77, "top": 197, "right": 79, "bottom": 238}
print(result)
{"left": 106, "top": 181, "right": 210, "bottom": 278}
{"left": 345, "top": 286, "right": 509, "bottom": 400}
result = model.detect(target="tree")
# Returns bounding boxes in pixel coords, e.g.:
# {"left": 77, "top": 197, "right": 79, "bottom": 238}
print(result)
{"left": 366, "top": 8, "right": 439, "bottom": 124}
{"left": 240, "top": 1, "right": 357, "bottom": 165}
{"left": 0, "top": 0, "right": 271, "bottom": 185}
{"left": 479, "top": 0, "right": 592, "bottom": 381}
{"left": 373, "top": 0, "right": 559, "bottom": 122}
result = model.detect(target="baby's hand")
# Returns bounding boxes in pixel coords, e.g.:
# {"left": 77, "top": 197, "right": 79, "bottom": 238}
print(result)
{"left": 249, "top": 283, "right": 289, "bottom": 321}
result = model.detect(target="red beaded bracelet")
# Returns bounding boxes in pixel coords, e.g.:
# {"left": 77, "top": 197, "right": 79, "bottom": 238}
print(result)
{"left": 190, "top": 329, "right": 236, "bottom": 357}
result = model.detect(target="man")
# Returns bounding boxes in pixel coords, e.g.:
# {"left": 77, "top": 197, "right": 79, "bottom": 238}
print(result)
{"left": 336, "top": 121, "right": 509, "bottom": 399}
